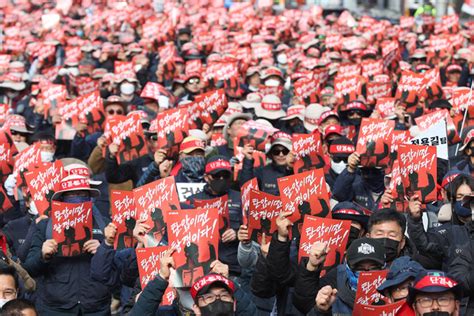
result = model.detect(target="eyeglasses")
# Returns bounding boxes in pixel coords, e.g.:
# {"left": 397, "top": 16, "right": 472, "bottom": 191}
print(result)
{"left": 198, "top": 292, "right": 233, "bottom": 305}
{"left": 271, "top": 148, "right": 290, "bottom": 156}
{"left": 10, "top": 130, "right": 27, "bottom": 136}
{"left": 188, "top": 78, "right": 200, "bottom": 85}
{"left": 211, "top": 172, "right": 231, "bottom": 180}
{"left": 416, "top": 296, "right": 454, "bottom": 308}
{"left": 107, "top": 109, "right": 124, "bottom": 115}
{"left": 1, "top": 289, "right": 17, "bottom": 300}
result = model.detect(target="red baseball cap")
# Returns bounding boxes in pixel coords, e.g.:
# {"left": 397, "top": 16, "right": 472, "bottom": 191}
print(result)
{"left": 190, "top": 274, "right": 235, "bottom": 301}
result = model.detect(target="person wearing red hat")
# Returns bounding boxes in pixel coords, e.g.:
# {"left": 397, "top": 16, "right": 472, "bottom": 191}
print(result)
{"left": 454, "top": 127, "right": 474, "bottom": 177}
{"left": 318, "top": 110, "right": 340, "bottom": 134}
{"left": 180, "top": 73, "right": 202, "bottom": 102}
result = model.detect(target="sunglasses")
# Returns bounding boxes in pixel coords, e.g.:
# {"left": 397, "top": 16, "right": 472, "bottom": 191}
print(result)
{"left": 347, "top": 110, "right": 364, "bottom": 117}
{"left": 148, "top": 135, "right": 158, "bottom": 141}
{"left": 211, "top": 172, "right": 231, "bottom": 180}
{"left": 107, "top": 109, "right": 124, "bottom": 115}
{"left": 10, "top": 130, "right": 28, "bottom": 136}
{"left": 332, "top": 157, "right": 348, "bottom": 163}
{"left": 188, "top": 78, "right": 200, "bottom": 84}
{"left": 271, "top": 148, "right": 290, "bottom": 156}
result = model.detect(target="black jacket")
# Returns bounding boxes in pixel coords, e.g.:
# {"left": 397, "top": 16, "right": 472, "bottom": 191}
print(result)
{"left": 449, "top": 239, "right": 474, "bottom": 316}
{"left": 105, "top": 152, "right": 153, "bottom": 186}
{"left": 239, "top": 159, "right": 292, "bottom": 196}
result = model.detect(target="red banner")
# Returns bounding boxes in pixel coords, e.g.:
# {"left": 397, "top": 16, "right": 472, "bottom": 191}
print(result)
{"left": 187, "top": 89, "right": 228, "bottom": 129}
{"left": 51, "top": 201, "right": 93, "bottom": 257}
{"left": 415, "top": 109, "right": 461, "bottom": 144}
{"left": 241, "top": 177, "right": 259, "bottom": 224}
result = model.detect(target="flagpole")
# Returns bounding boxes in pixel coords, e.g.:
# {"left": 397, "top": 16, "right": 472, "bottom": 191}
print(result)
{"left": 455, "top": 81, "right": 474, "bottom": 156}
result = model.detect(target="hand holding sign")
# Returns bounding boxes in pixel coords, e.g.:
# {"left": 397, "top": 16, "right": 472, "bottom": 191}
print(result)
{"left": 276, "top": 211, "right": 293, "bottom": 242}
{"left": 42, "top": 239, "right": 58, "bottom": 261}
{"left": 104, "top": 223, "right": 118, "bottom": 247}
{"left": 221, "top": 228, "right": 237, "bottom": 243}
{"left": 307, "top": 241, "right": 329, "bottom": 271}
{"left": 316, "top": 285, "right": 338, "bottom": 312}
{"left": 237, "top": 225, "right": 250, "bottom": 244}
{"left": 83, "top": 239, "right": 100, "bottom": 255}
{"left": 408, "top": 194, "right": 422, "bottom": 220}
{"left": 210, "top": 260, "right": 229, "bottom": 278}
{"left": 159, "top": 249, "right": 176, "bottom": 281}
{"left": 347, "top": 152, "right": 360, "bottom": 173}
{"left": 133, "top": 218, "right": 151, "bottom": 246}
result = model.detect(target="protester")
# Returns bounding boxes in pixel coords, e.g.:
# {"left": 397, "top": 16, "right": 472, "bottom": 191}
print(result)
{"left": 1, "top": 299, "right": 37, "bottom": 316}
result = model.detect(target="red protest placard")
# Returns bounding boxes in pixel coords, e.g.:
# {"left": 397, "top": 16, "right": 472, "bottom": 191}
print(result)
{"left": 187, "top": 89, "right": 228, "bottom": 129}
{"left": 366, "top": 82, "right": 392, "bottom": 105}
{"left": 133, "top": 176, "right": 180, "bottom": 246}
{"left": 58, "top": 91, "right": 105, "bottom": 135}
{"left": 292, "top": 132, "right": 326, "bottom": 173}
{"left": 451, "top": 87, "right": 473, "bottom": 115}
{"left": 136, "top": 246, "right": 169, "bottom": 289}
{"left": 51, "top": 201, "right": 93, "bottom": 257}
{"left": 334, "top": 75, "right": 362, "bottom": 105}
{"left": 234, "top": 120, "right": 277, "bottom": 153}
{"left": 421, "top": 68, "right": 443, "bottom": 99}
{"left": 0, "top": 131, "right": 16, "bottom": 183}
{"left": 361, "top": 60, "right": 384, "bottom": 79}
{"left": 356, "top": 118, "right": 394, "bottom": 168}
{"left": 241, "top": 177, "right": 259, "bottom": 224}
{"left": 355, "top": 270, "right": 389, "bottom": 306}
{"left": 24, "top": 161, "right": 64, "bottom": 216}
{"left": 41, "top": 84, "right": 68, "bottom": 112}
{"left": 248, "top": 189, "right": 282, "bottom": 244}
{"left": 375, "top": 97, "right": 397, "bottom": 119}
{"left": 194, "top": 195, "right": 230, "bottom": 236}
{"left": 0, "top": 103, "right": 9, "bottom": 125}
{"left": 140, "top": 82, "right": 173, "bottom": 100}
{"left": 395, "top": 71, "right": 424, "bottom": 105}
{"left": 114, "top": 61, "right": 134, "bottom": 74}
{"left": 299, "top": 215, "right": 351, "bottom": 276}
{"left": 415, "top": 109, "right": 461, "bottom": 144}
{"left": 13, "top": 142, "right": 42, "bottom": 185}
{"left": 352, "top": 299, "right": 404, "bottom": 316}
{"left": 76, "top": 77, "right": 100, "bottom": 96}
{"left": 111, "top": 190, "right": 138, "bottom": 250}
{"left": 155, "top": 108, "right": 189, "bottom": 149}
{"left": 205, "top": 62, "right": 239, "bottom": 82}
{"left": 398, "top": 144, "right": 437, "bottom": 203}
{"left": 167, "top": 208, "right": 219, "bottom": 287}
{"left": 277, "top": 169, "right": 331, "bottom": 238}
{"left": 103, "top": 113, "right": 148, "bottom": 164}
{"left": 337, "top": 63, "right": 361, "bottom": 78}
{"left": 388, "top": 160, "right": 408, "bottom": 212}
{"left": 390, "top": 130, "right": 412, "bottom": 154}
{"left": 0, "top": 186, "right": 13, "bottom": 213}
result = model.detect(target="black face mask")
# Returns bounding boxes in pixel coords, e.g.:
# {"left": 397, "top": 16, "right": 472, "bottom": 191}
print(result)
{"left": 380, "top": 238, "right": 400, "bottom": 262}
{"left": 200, "top": 300, "right": 234, "bottom": 316}
{"left": 422, "top": 312, "right": 451, "bottom": 316}
{"left": 348, "top": 118, "right": 362, "bottom": 126}
{"left": 347, "top": 226, "right": 361, "bottom": 248}
{"left": 210, "top": 179, "right": 231, "bottom": 195}
{"left": 289, "top": 122, "right": 306, "bottom": 134}
{"left": 361, "top": 169, "right": 385, "bottom": 193}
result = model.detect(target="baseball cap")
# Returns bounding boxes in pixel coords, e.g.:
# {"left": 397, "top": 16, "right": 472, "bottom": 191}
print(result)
{"left": 190, "top": 274, "right": 235, "bottom": 302}
{"left": 346, "top": 237, "right": 385, "bottom": 269}
{"left": 179, "top": 136, "right": 205, "bottom": 154}
{"left": 459, "top": 128, "right": 474, "bottom": 152}
{"left": 323, "top": 124, "right": 343, "bottom": 140}
{"left": 441, "top": 170, "right": 462, "bottom": 188}
{"left": 205, "top": 156, "right": 231, "bottom": 175}
{"left": 328, "top": 136, "right": 355, "bottom": 158}
{"left": 407, "top": 271, "right": 463, "bottom": 306}
{"left": 331, "top": 202, "right": 370, "bottom": 231}
{"left": 377, "top": 256, "right": 425, "bottom": 293}
{"left": 268, "top": 132, "right": 292, "bottom": 152}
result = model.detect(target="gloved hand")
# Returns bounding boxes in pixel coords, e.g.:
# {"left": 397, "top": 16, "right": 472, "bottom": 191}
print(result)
{"left": 229, "top": 156, "right": 240, "bottom": 167}
{"left": 4, "top": 174, "right": 16, "bottom": 196}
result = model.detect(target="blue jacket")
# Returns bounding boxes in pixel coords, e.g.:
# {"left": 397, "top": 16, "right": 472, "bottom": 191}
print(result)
{"left": 70, "top": 132, "right": 101, "bottom": 162}
{"left": 187, "top": 186, "right": 242, "bottom": 275}
{"left": 23, "top": 211, "right": 111, "bottom": 313}
{"left": 332, "top": 169, "right": 382, "bottom": 211}
{"left": 238, "top": 158, "right": 292, "bottom": 196}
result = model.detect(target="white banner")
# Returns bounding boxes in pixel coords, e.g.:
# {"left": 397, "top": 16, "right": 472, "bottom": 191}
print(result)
{"left": 176, "top": 183, "right": 206, "bottom": 202}
{"left": 410, "top": 120, "right": 448, "bottom": 160}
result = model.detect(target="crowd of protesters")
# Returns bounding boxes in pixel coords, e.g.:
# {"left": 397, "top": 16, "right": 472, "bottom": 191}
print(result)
{"left": 0, "top": 0, "right": 474, "bottom": 315}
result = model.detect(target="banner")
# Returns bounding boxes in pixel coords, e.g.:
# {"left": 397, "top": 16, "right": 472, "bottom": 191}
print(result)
{"left": 299, "top": 215, "right": 351, "bottom": 276}
{"left": 167, "top": 208, "right": 219, "bottom": 287}
{"left": 415, "top": 109, "right": 461, "bottom": 144}
{"left": 410, "top": 120, "right": 448, "bottom": 160}
{"left": 176, "top": 183, "right": 206, "bottom": 202}
{"left": 0, "top": 186, "right": 13, "bottom": 213}
{"left": 356, "top": 118, "right": 394, "bottom": 168}
{"left": 248, "top": 189, "right": 282, "bottom": 244}
{"left": 187, "top": 89, "right": 228, "bottom": 129}
{"left": 352, "top": 300, "right": 405, "bottom": 316}
{"left": 111, "top": 190, "right": 138, "bottom": 250}
{"left": 52, "top": 201, "right": 93, "bottom": 257}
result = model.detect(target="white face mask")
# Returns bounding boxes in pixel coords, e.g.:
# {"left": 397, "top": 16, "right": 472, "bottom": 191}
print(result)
{"left": 265, "top": 78, "right": 281, "bottom": 87}
{"left": 40, "top": 151, "right": 54, "bottom": 163}
{"left": 6, "top": 91, "right": 19, "bottom": 99}
{"left": 277, "top": 53, "right": 288, "bottom": 65}
{"left": 120, "top": 82, "right": 135, "bottom": 95}
{"left": 0, "top": 298, "right": 11, "bottom": 309}
{"left": 331, "top": 159, "right": 347, "bottom": 174}
{"left": 28, "top": 200, "right": 39, "bottom": 216}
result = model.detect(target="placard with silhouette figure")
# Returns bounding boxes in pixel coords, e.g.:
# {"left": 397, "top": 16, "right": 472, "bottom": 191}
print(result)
{"left": 292, "top": 132, "right": 326, "bottom": 174}
{"left": 277, "top": 168, "right": 331, "bottom": 241}
{"left": 356, "top": 118, "right": 394, "bottom": 168}
{"left": 0, "top": 131, "right": 17, "bottom": 183}
{"left": 241, "top": 177, "right": 259, "bottom": 225}
{"left": 24, "top": 161, "right": 64, "bottom": 217}
{"left": 111, "top": 190, "right": 138, "bottom": 250}
{"left": 167, "top": 208, "right": 219, "bottom": 288}
{"left": 398, "top": 144, "right": 437, "bottom": 203}
{"left": 155, "top": 108, "right": 189, "bottom": 149}
{"left": 194, "top": 195, "right": 229, "bottom": 236}
{"left": 52, "top": 201, "right": 93, "bottom": 257}
{"left": 136, "top": 246, "right": 169, "bottom": 289}
{"left": 0, "top": 185, "right": 13, "bottom": 213}
{"left": 187, "top": 89, "right": 228, "bottom": 129}
{"left": 298, "top": 215, "right": 351, "bottom": 277}
{"left": 248, "top": 189, "right": 281, "bottom": 244}
{"left": 354, "top": 270, "right": 389, "bottom": 307}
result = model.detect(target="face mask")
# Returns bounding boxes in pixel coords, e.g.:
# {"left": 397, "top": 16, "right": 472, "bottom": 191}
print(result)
{"left": 68, "top": 67, "right": 80, "bottom": 76}
{"left": 40, "top": 151, "right": 55, "bottom": 163}
{"left": 28, "top": 201, "right": 39, "bottom": 216}
{"left": 199, "top": 300, "right": 234, "bottom": 316}
{"left": 180, "top": 156, "right": 205, "bottom": 183}
{"left": 331, "top": 159, "right": 347, "bottom": 175}
{"left": 454, "top": 201, "right": 472, "bottom": 218}
{"left": 120, "top": 82, "right": 135, "bottom": 95}
{"left": 422, "top": 312, "right": 451, "bottom": 316}
{"left": 361, "top": 169, "right": 385, "bottom": 193}
{"left": 210, "top": 178, "right": 231, "bottom": 195}
{"left": 265, "top": 79, "right": 281, "bottom": 87}
{"left": 347, "top": 226, "right": 361, "bottom": 248}
{"left": 380, "top": 237, "right": 400, "bottom": 262}
{"left": 277, "top": 53, "right": 288, "bottom": 65}
{"left": 248, "top": 85, "right": 259, "bottom": 92}
{"left": 0, "top": 298, "right": 10, "bottom": 309}
{"left": 63, "top": 196, "right": 91, "bottom": 204}
{"left": 290, "top": 122, "right": 306, "bottom": 134}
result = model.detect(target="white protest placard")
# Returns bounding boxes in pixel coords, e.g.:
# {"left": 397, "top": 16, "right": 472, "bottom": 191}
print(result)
{"left": 410, "top": 120, "right": 448, "bottom": 160}
{"left": 176, "top": 183, "right": 206, "bottom": 202}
